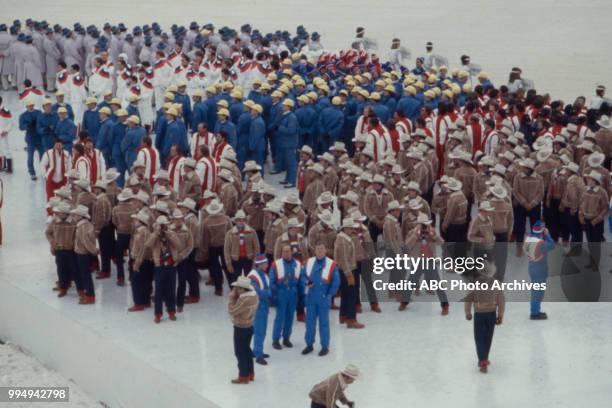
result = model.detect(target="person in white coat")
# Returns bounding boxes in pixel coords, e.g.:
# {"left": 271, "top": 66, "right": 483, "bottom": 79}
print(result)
{"left": 43, "top": 29, "right": 61, "bottom": 91}
{"left": 20, "top": 36, "right": 44, "bottom": 90}
{"left": 0, "top": 25, "right": 12, "bottom": 90}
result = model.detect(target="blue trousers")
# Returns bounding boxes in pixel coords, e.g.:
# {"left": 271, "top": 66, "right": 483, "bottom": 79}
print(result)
{"left": 274, "top": 146, "right": 297, "bottom": 184}
{"left": 75, "top": 253, "right": 95, "bottom": 297}
{"left": 305, "top": 296, "right": 331, "bottom": 348}
{"left": 112, "top": 154, "right": 127, "bottom": 187}
{"left": 252, "top": 304, "right": 269, "bottom": 358}
{"left": 130, "top": 259, "right": 154, "bottom": 306}
{"left": 154, "top": 265, "right": 177, "bottom": 316}
{"left": 55, "top": 250, "right": 76, "bottom": 290}
{"left": 529, "top": 265, "right": 548, "bottom": 315}
{"left": 272, "top": 289, "right": 297, "bottom": 341}
{"left": 237, "top": 145, "right": 248, "bottom": 171}
{"left": 474, "top": 311, "right": 496, "bottom": 363}
{"left": 27, "top": 140, "right": 44, "bottom": 176}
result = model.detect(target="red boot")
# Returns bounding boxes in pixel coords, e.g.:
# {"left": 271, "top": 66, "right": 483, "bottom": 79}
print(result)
{"left": 370, "top": 303, "right": 382, "bottom": 313}
{"left": 57, "top": 289, "right": 68, "bottom": 298}
{"left": 128, "top": 305, "right": 146, "bottom": 312}
{"left": 346, "top": 319, "right": 365, "bottom": 329}
{"left": 185, "top": 296, "right": 200, "bottom": 304}
{"left": 339, "top": 316, "right": 346, "bottom": 324}
{"left": 231, "top": 376, "right": 250, "bottom": 384}
{"left": 479, "top": 360, "right": 489, "bottom": 373}
{"left": 441, "top": 304, "right": 449, "bottom": 316}
{"left": 154, "top": 314, "right": 162, "bottom": 323}
{"left": 116, "top": 277, "right": 125, "bottom": 286}
{"left": 296, "top": 312, "right": 305, "bottom": 322}
{"left": 398, "top": 302, "right": 408, "bottom": 311}
{"left": 77, "top": 289, "right": 85, "bottom": 298}
{"left": 214, "top": 289, "right": 223, "bottom": 296}
{"left": 79, "top": 296, "right": 95, "bottom": 305}
{"left": 168, "top": 312, "right": 177, "bottom": 321}
{"left": 249, "top": 372, "right": 255, "bottom": 382}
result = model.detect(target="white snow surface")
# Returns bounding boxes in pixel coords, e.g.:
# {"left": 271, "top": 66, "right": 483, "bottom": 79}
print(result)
{"left": 0, "top": 343, "right": 101, "bottom": 408}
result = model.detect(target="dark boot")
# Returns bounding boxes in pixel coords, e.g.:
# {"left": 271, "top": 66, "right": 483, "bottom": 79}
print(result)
{"left": 6, "top": 159, "right": 13, "bottom": 174}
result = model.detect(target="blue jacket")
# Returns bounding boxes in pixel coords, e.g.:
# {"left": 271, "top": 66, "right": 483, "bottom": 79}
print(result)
{"left": 526, "top": 233, "right": 555, "bottom": 272}
{"left": 237, "top": 111, "right": 251, "bottom": 150}
{"left": 19, "top": 109, "right": 41, "bottom": 144}
{"left": 397, "top": 96, "right": 422, "bottom": 122}
{"left": 206, "top": 95, "right": 220, "bottom": 130}
{"left": 36, "top": 111, "right": 59, "bottom": 146}
{"left": 154, "top": 110, "right": 167, "bottom": 151}
{"left": 248, "top": 115, "right": 266, "bottom": 152}
{"left": 82, "top": 109, "right": 100, "bottom": 143}
{"left": 111, "top": 121, "right": 127, "bottom": 158}
{"left": 295, "top": 105, "right": 317, "bottom": 137}
{"left": 52, "top": 103, "right": 74, "bottom": 121}
{"left": 173, "top": 93, "right": 191, "bottom": 127}
{"left": 162, "top": 119, "right": 189, "bottom": 158}
{"left": 315, "top": 96, "right": 331, "bottom": 112}
{"left": 96, "top": 118, "right": 115, "bottom": 159}
{"left": 121, "top": 125, "right": 146, "bottom": 170}
{"left": 55, "top": 118, "right": 76, "bottom": 151}
{"left": 247, "top": 90, "right": 262, "bottom": 105}
{"left": 126, "top": 104, "right": 140, "bottom": 120}
{"left": 268, "top": 102, "right": 283, "bottom": 134}
{"left": 229, "top": 101, "right": 244, "bottom": 125}
{"left": 270, "top": 258, "right": 301, "bottom": 297}
{"left": 299, "top": 257, "right": 340, "bottom": 304}
{"left": 371, "top": 102, "right": 391, "bottom": 125}
{"left": 249, "top": 268, "right": 271, "bottom": 311}
{"left": 214, "top": 119, "right": 237, "bottom": 148}
{"left": 191, "top": 100, "right": 208, "bottom": 130}
{"left": 277, "top": 111, "right": 298, "bottom": 149}
{"left": 260, "top": 94, "right": 273, "bottom": 123}
{"left": 318, "top": 106, "right": 344, "bottom": 140}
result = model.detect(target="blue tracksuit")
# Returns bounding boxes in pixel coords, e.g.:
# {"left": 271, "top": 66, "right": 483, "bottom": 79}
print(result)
{"left": 301, "top": 257, "right": 340, "bottom": 349}
{"left": 36, "top": 110, "right": 59, "bottom": 150}
{"left": 295, "top": 105, "right": 317, "bottom": 148}
{"left": 268, "top": 101, "right": 283, "bottom": 159}
{"left": 247, "top": 90, "right": 262, "bottom": 105}
{"left": 229, "top": 101, "right": 244, "bottom": 125}
{"left": 260, "top": 94, "right": 273, "bottom": 124}
{"left": 126, "top": 104, "right": 141, "bottom": 120}
{"left": 525, "top": 232, "right": 555, "bottom": 316}
{"left": 248, "top": 115, "right": 266, "bottom": 170}
{"left": 371, "top": 102, "right": 391, "bottom": 125}
{"left": 214, "top": 119, "right": 237, "bottom": 149}
{"left": 206, "top": 95, "right": 220, "bottom": 130}
{"left": 20, "top": 109, "right": 43, "bottom": 175}
{"left": 191, "top": 100, "right": 208, "bottom": 130}
{"left": 318, "top": 106, "right": 344, "bottom": 154}
{"left": 174, "top": 93, "right": 191, "bottom": 128}
{"left": 55, "top": 117, "right": 77, "bottom": 152}
{"left": 111, "top": 121, "right": 128, "bottom": 186}
{"left": 122, "top": 125, "right": 145, "bottom": 170}
{"left": 52, "top": 103, "right": 74, "bottom": 121}
{"left": 270, "top": 258, "right": 300, "bottom": 342}
{"left": 248, "top": 268, "right": 271, "bottom": 359}
{"left": 82, "top": 109, "right": 100, "bottom": 143}
{"left": 162, "top": 119, "right": 189, "bottom": 163}
{"left": 236, "top": 111, "right": 251, "bottom": 170}
{"left": 397, "top": 96, "right": 422, "bottom": 123}
{"left": 96, "top": 118, "right": 115, "bottom": 166}
{"left": 275, "top": 111, "right": 298, "bottom": 185}
{"left": 154, "top": 110, "right": 167, "bottom": 151}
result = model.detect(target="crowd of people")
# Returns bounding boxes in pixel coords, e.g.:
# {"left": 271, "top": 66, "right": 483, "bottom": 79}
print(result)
{"left": 1, "top": 19, "right": 612, "bottom": 390}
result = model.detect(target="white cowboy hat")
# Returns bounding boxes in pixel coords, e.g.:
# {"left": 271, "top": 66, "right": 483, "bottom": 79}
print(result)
{"left": 53, "top": 201, "right": 72, "bottom": 214}
{"left": 133, "top": 191, "right": 150, "bottom": 204}
{"left": 318, "top": 152, "right": 335, "bottom": 164}
{"left": 154, "top": 170, "right": 170, "bottom": 181}
{"left": 596, "top": 115, "right": 612, "bottom": 129}
{"left": 117, "top": 190, "right": 134, "bottom": 201}
{"left": 316, "top": 191, "right": 334, "bottom": 205}
{"left": 310, "top": 163, "right": 325, "bottom": 175}
{"left": 150, "top": 200, "right": 170, "bottom": 215}
{"left": 563, "top": 162, "right": 580, "bottom": 174}
{"left": 206, "top": 200, "right": 224, "bottom": 215}
{"left": 587, "top": 152, "right": 605, "bottom": 168}
{"left": 446, "top": 178, "right": 463, "bottom": 191}
{"left": 479, "top": 201, "right": 495, "bottom": 211}
{"left": 130, "top": 209, "right": 150, "bottom": 225}
{"left": 155, "top": 215, "right": 170, "bottom": 226}
{"left": 489, "top": 185, "right": 508, "bottom": 200}
{"left": 171, "top": 209, "right": 184, "bottom": 219}
{"left": 520, "top": 158, "right": 537, "bottom": 170}
{"left": 536, "top": 149, "right": 552, "bottom": 162}
{"left": 407, "top": 198, "right": 423, "bottom": 210}
{"left": 299, "top": 145, "right": 313, "bottom": 155}
{"left": 317, "top": 209, "right": 334, "bottom": 225}
{"left": 340, "top": 218, "right": 357, "bottom": 229}
{"left": 349, "top": 209, "right": 367, "bottom": 222}
{"left": 244, "top": 161, "right": 261, "bottom": 172}
{"left": 104, "top": 168, "right": 120, "bottom": 182}
{"left": 283, "top": 193, "right": 301, "bottom": 205}
{"left": 287, "top": 217, "right": 303, "bottom": 228}
{"left": 178, "top": 198, "right": 197, "bottom": 212}
{"left": 341, "top": 190, "right": 360, "bottom": 204}
{"left": 233, "top": 209, "right": 247, "bottom": 220}
{"left": 74, "top": 178, "right": 91, "bottom": 191}
{"left": 329, "top": 142, "right": 347, "bottom": 152}
{"left": 152, "top": 185, "right": 171, "bottom": 196}
{"left": 585, "top": 170, "right": 602, "bottom": 184}
{"left": 202, "top": 190, "right": 218, "bottom": 199}
{"left": 387, "top": 200, "right": 403, "bottom": 211}
{"left": 415, "top": 213, "right": 432, "bottom": 225}
{"left": 372, "top": 174, "right": 386, "bottom": 185}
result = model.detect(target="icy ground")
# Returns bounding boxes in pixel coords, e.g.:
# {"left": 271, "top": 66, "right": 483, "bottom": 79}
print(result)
{"left": 0, "top": 343, "right": 101, "bottom": 408}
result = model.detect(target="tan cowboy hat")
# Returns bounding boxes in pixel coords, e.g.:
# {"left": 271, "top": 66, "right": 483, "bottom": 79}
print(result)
{"left": 150, "top": 200, "right": 170, "bottom": 215}
{"left": 340, "top": 218, "right": 357, "bottom": 229}
{"left": 74, "top": 178, "right": 91, "bottom": 191}
{"left": 585, "top": 170, "right": 602, "bottom": 184}
{"left": 318, "top": 152, "right": 335, "bottom": 164}
{"left": 317, "top": 209, "right": 334, "bottom": 225}
{"left": 70, "top": 204, "right": 90, "bottom": 219}
{"left": 563, "top": 162, "right": 580, "bottom": 174}
{"left": 341, "top": 190, "right": 359, "bottom": 204}
{"left": 131, "top": 209, "right": 150, "bottom": 225}
{"left": 133, "top": 191, "right": 150, "bottom": 204}
{"left": 202, "top": 190, "right": 218, "bottom": 199}
{"left": 53, "top": 201, "right": 72, "bottom": 214}
{"left": 155, "top": 215, "right": 170, "bottom": 226}
{"left": 231, "top": 275, "right": 254, "bottom": 291}
{"left": 233, "top": 209, "right": 247, "bottom": 220}
{"left": 446, "top": 178, "right": 463, "bottom": 191}
{"left": 287, "top": 217, "right": 303, "bottom": 228}
{"left": 171, "top": 209, "right": 184, "bottom": 219}
{"left": 93, "top": 180, "right": 107, "bottom": 190}
{"left": 329, "top": 142, "right": 347, "bottom": 152}
{"left": 492, "top": 164, "right": 506, "bottom": 175}
{"left": 117, "top": 190, "right": 134, "bottom": 201}
{"left": 415, "top": 213, "right": 432, "bottom": 225}
{"left": 154, "top": 170, "right": 170, "bottom": 181}
{"left": 310, "top": 163, "right": 325, "bottom": 175}
{"left": 520, "top": 158, "right": 536, "bottom": 170}
{"left": 407, "top": 199, "right": 423, "bottom": 210}
{"left": 300, "top": 145, "right": 313, "bottom": 155}
{"left": 104, "top": 168, "right": 120, "bottom": 182}
{"left": 372, "top": 174, "right": 386, "bottom": 185}
{"left": 349, "top": 209, "right": 367, "bottom": 222}
{"left": 178, "top": 198, "right": 196, "bottom": 212}
{"left": 244, "top": 160, "right": 261, "bottom": 172}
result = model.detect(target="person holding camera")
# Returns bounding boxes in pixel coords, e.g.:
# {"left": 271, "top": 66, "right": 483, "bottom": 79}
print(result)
{"left": 228, "top": 275, "right": 259, "bottom": 384}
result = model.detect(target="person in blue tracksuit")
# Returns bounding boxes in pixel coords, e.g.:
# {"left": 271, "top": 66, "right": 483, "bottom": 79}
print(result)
{"left": 19, "top": 100, "right": 42, "bottom": 179}
{"left": 247, "top": 82, "right": 262, "bottom": 105}
{"left": 205, "top": 88, "right": 220, "bottom": 131}
{"left": 122, "top": 115, "right": 145, "bottom": 171}
{"left": 96, "top": 107, "right": 115, "bottom": 167}
{"left": 52, "top": 95, "right": 74, "bottom": 121}
{"left": 111, "top": 110, "right": 129, "bottom": 187}
{"left": 126, "top": 95, "right": 141, "bottom": 119}
{"left": 82, "top": 98, "right": 100, "bottom": 144}
{"left": 247, "top": 254, "right": 271, "bottom": 365}
{"left": 54, "top": 107, "right": 77, "bottom": 153}
{"left": 397, "top": 88, "right": 422, "bottom": 123}
{"left": 301, "top": 243, "right": 340, "bottom": 357}
{"left": 162, "top": 108, "right": 190, "bottom": 165}
{"left": 522, "top": 221, "right": 555, "bottom": 320}
{"left": 191, "top": 90, "right": 208, "bottom": 130}
{"left": 295, "top": 95, "right": 317, "bottom": 148}
{"left": 318, "top": 97, "right": 345, "bottom": 155}
{"left": 274, "top": 99, "right": 299, "bottom": 187}
{"left": 175, "top": 84, "right": 192, "bottom": 128}
{"left": 236, "top": 103, "right": 252, "bottom": 170}
{"left": 214, "top": 108, "right": 237, "bottom": 149}
{"left": 270, "top": 244, "right": 301, "bottom": 349}
{"left": 383, "top": 86, "right": 398, "bottom": 113}
{"left": 37, "top": 100, "right": 59, "bottom": 150}
{"left": 154, "top": 105, "right": 168, "bottom": 152}
{"left": 267, "top": 93, "right": 283, "bottom": 163}
{"left": 229, "top": 92, "right": 244, "bottom": 125}
{"left": 370, "top": 95, "right": 391, "bottom": 125}
{"left": 248, "top": 104, "right": 266, "bottom": 170}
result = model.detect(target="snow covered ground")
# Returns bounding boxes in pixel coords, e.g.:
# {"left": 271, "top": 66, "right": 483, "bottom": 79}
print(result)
{"left": 1, "top": 1, "right": 612, "bottom": 407}
{"left": 0, "top": 343, "right": 101, "bottom": 408}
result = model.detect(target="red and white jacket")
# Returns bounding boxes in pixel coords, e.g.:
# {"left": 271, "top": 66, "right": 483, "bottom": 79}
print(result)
{"left": 196, "top": 155, "right": 217, "bottom": 192}
{"left": 212, "top": 141, "right": 233, "bottom": 164}
{"left": 369, "top": 124, "right": 392, "bottom": 161}
{"left": 86, "top": 148, "right": 106, "bottom": 183}
{"left": 73, "top": 155, "right": 91, "bottom": 181}
{"left": 40, "top": 148, "right": 71, "bottom": 184}
{"left": 191, "top": 131, "right": 215, "bottom": 160}
{"left": 166, "top": 155, "right": 185, "bottom": 193}
{"left": 19, "top": 87, "right": 44, "bottom": 109}
{"left": 466, "top": 121, "right": 483, "bottom": 156}
{"left": 395, "top": 118, "right": 413, "bottom": 137}
{"left": 136, "top": 146, "right": 161, "bottom": 187}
